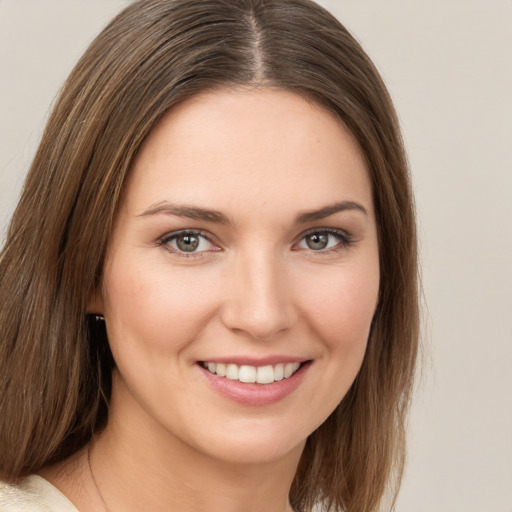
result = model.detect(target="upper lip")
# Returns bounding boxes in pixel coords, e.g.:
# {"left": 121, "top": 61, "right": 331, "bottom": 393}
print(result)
{"left": 198, "top": 355, "right": 310, "bottom": 366}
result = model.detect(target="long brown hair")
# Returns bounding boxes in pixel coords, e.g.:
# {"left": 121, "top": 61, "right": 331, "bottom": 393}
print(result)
{"left": 0, "top": 1, "right": 419, "bottom": 510}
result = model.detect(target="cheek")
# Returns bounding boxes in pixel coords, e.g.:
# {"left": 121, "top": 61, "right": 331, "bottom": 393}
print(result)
{"left": 292, "top": 259, "right": 379, "bottom": 428}
{"left": 102, "top": 258, "right": 221, "bottom": 357}
{"left": 302, "top": 262, "right": 379, "bottom": 350}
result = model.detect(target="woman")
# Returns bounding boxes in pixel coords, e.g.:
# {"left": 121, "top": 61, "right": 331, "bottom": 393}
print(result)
{"left": 0, "top": 0, "right": 419, "bottom": 511}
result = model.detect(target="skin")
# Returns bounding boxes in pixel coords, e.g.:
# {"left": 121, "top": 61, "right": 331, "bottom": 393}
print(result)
{"left": 41, "top": 88, "right": 380, "bottom": 512}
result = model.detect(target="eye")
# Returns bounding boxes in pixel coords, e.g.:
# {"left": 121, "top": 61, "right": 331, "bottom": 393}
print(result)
{"left": 160, "top": 230, "right": 218, "bottom": 255}
{"left": 296, "top": 229, "right": 351, "bottom": 252}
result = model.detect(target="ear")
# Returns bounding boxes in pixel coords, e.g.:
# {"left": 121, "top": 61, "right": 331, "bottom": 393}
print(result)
{"left": 86, "top": 288, "right": 105, "bottom": 315}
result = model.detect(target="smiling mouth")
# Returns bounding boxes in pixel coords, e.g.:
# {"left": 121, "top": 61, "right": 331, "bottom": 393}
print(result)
{"left": 200, "top": 361, "right": 303, "bottom": 385}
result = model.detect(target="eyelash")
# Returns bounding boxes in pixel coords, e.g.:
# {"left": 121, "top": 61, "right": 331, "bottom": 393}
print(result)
{"left": 158, "top": 229, "right": 217, "bottom": 258}
{"left": 294, "top": 228, "right": 353, "bottom": 255}
{"left": 158, "top": 228, "right": 353, "bottom": 257}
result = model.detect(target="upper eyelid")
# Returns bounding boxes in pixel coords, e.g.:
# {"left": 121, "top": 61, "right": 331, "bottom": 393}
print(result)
{"left": 159, "top": 229, "right": 219, "bottom": 251}
{"left": 293, "top": 228, "right": 354, "bottom": 254}
{"left": 295, "top": 226, "right": 352, "bottom": 241}
{"left": 158, "top": 230, "right": 220, "bottom": 258}
{"left": 159, "top": 226, "right": 350, "bottom": 237}
{"left": 160, "top": 228, "right": 216, "bottom": 243}
{"left": 158, "top": 227, "right": 352, "bottom": 249}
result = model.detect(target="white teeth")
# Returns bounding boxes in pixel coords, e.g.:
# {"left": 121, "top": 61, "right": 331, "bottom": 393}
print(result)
{"left": 216, "top": 363, "right": 227, "bottom": 377}
{"left": 239, "top": 365, "right": 257, "bottom": 383}
{"left": 202, "top": 361, "right": 302, "bottom": 384}
{"left": 225, "top": 364, "right": 239, "bottom": 380}
{"left": 256, "top": 365, "right": 275, "bottom": 384}
{"left": 284, "top": 362, "right": 299, "bottom": 378}
{"left": 256, "top": 365, "right": 274, "bottom": 384}
{"left": 274, "top": 363, "right": 284, "bottom": 381}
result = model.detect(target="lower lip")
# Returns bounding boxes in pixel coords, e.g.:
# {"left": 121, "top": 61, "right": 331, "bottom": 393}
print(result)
{"left": 198, "top": 362, "right": 311, "bottom": 406}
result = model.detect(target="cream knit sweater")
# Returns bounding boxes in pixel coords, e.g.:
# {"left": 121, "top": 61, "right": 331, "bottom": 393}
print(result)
{"left": 0, "top": 475, "right": 77, "bottom": 512}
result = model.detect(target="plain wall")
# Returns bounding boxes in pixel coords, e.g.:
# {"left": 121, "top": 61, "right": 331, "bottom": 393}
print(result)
{"left": 320, "top": 2, "right": 512, "bottom": 511}
{"left": 1, "top": 1, "right": 511, "bottom": 511}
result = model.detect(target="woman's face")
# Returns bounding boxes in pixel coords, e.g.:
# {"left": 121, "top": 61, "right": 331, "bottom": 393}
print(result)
{"left": 95, "top": 88, "right": 379, "bottom": 465}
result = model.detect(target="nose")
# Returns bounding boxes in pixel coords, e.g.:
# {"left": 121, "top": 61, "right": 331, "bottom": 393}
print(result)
{"left": 220, "top": 249, "right": 297, "bottom": 340}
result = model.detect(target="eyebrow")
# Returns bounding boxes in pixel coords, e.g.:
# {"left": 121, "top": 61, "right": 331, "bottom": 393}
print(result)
{"left": 138, "top": 202, "right": 231, "bottom": 224}
{"left": 294, "top": 200, "right": 368, "bottom": 224}
{"left": 138, "top": 200, "right": 368, "bottom": 225}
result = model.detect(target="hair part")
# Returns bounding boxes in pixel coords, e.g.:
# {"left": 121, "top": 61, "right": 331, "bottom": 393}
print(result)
{"left": 0, "top": 1, "right": 419, "bottom": 511}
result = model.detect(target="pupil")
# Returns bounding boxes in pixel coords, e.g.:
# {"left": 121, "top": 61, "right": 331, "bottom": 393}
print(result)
{"left": 307, "top": 233, "right": 328, "bottom": 250}
{"left": 177, "top": 234, "right": 199, "bottom": 252}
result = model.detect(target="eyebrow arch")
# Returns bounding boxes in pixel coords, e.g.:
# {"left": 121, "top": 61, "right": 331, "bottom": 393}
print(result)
{"left": 138, "top": 199, "right": 367, "bottom": 225}
{"left": 138, "top": 202, "right": 231, "bottom": 224}
{"left": 294, "top": 200, "right": 368, "bottom": 224}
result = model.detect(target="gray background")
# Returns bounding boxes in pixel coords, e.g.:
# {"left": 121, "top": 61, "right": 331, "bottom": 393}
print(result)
{"left": 1, "top": 1, "right": 511, "bottom": 510}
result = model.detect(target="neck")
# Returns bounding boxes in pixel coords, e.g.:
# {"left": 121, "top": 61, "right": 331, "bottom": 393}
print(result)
{"left": 88, "top": 374, "right": 303, "bottom": 512}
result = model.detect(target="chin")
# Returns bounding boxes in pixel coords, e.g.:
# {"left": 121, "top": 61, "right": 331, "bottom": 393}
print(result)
{"left": 198, "top": 430, "right": 307, "bottom": 467}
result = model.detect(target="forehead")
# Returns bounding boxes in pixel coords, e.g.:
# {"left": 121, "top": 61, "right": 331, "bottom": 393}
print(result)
{"left": 123, "top": 88, "right": 373, "bottom": 220}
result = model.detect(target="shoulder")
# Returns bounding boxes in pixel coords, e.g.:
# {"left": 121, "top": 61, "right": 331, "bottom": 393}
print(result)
{"left": 0, "top": 475, "right": 78, "bottom": 512}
